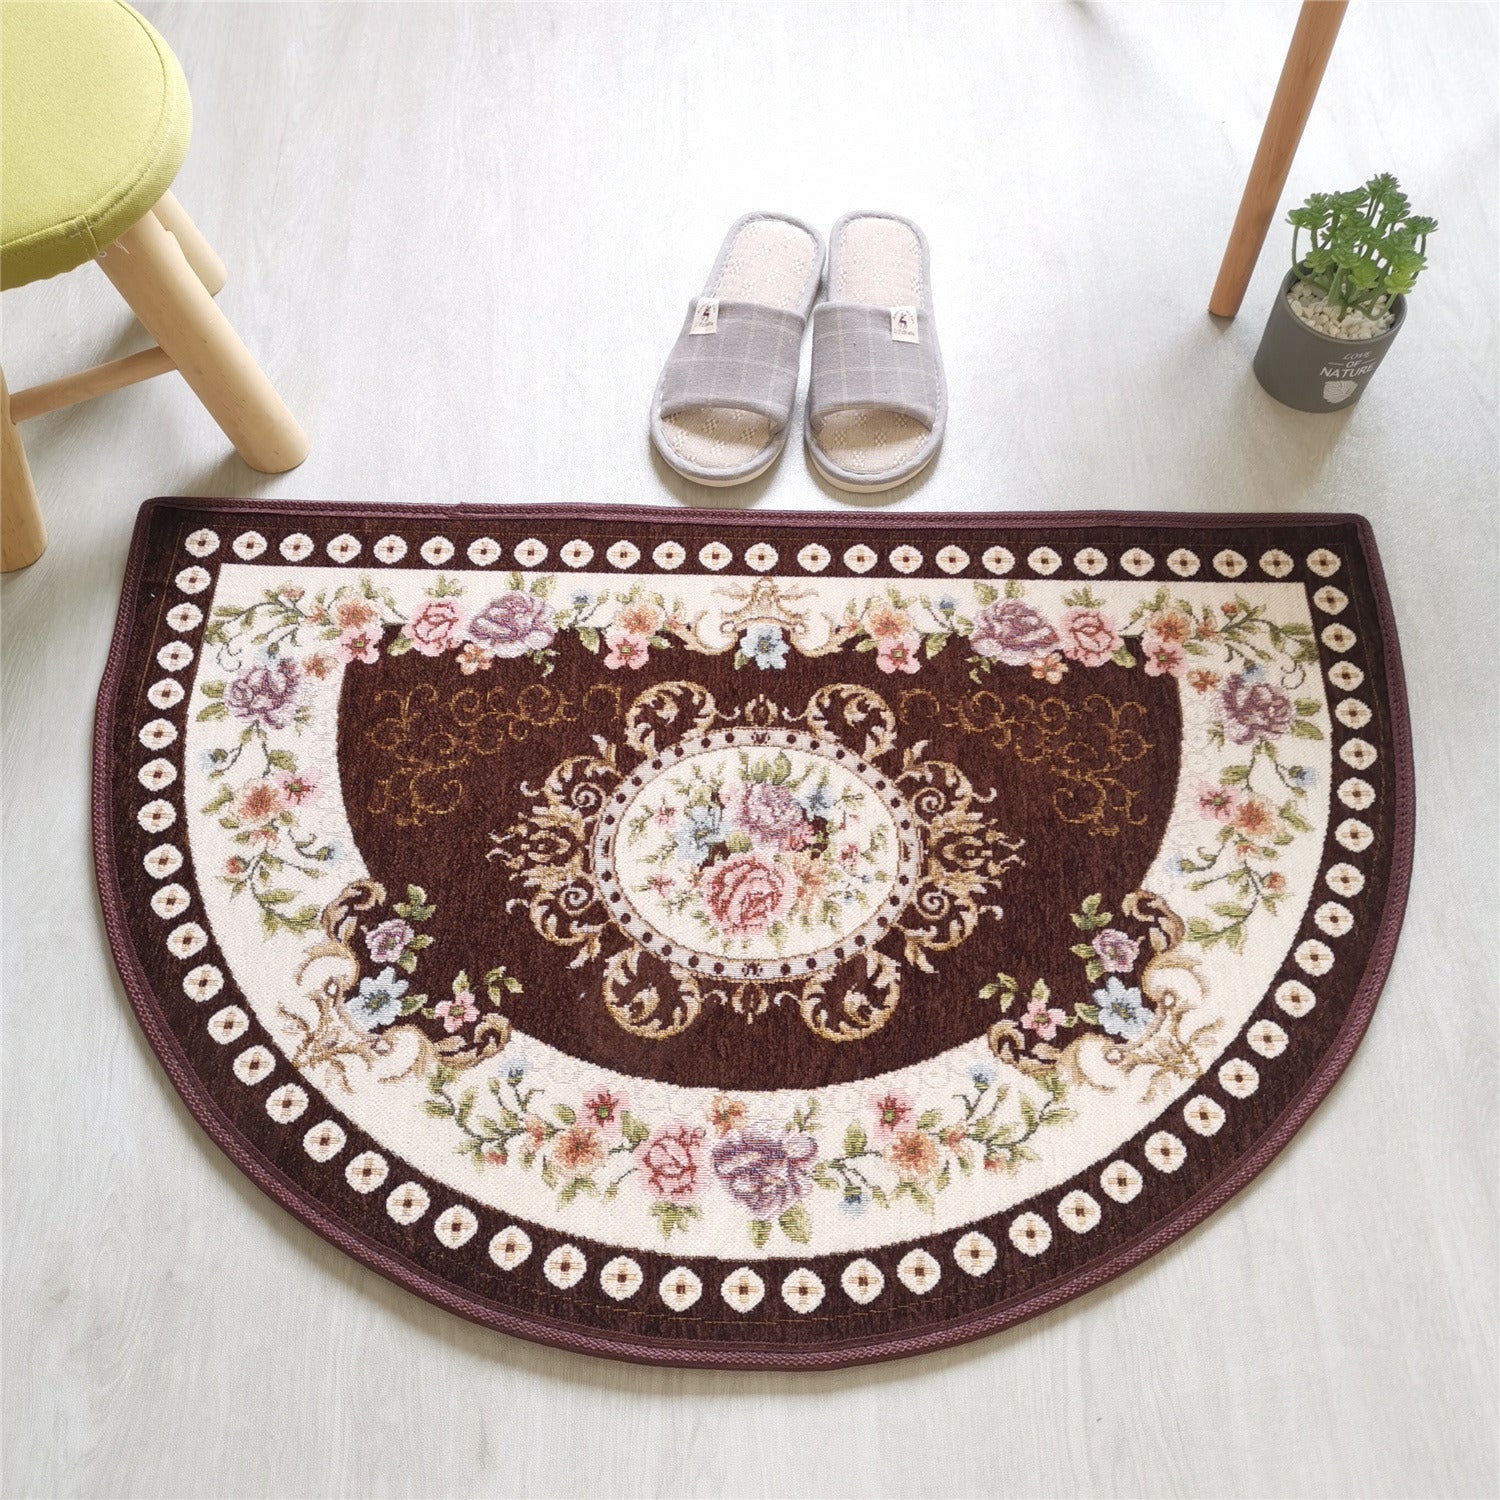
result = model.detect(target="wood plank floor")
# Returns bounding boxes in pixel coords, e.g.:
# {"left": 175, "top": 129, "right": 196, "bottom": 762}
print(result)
{"left": 3, "top": 3, "right": 1496, "bottom": 1496}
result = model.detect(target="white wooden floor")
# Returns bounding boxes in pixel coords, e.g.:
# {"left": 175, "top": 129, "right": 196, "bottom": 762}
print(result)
{"left": 3, "top": 4, "right": 1497, "bottom": 1497}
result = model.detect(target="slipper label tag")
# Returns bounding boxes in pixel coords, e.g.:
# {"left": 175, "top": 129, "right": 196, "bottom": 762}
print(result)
{"left": 890, "top": 306, "right": 920, "bottom": 343}
{"left": 690, "top": 297, "right": 720, "bottom": 335}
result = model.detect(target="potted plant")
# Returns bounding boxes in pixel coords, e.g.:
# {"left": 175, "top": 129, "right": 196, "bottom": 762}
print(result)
{"left": 1254, "top": 173, "right": 1436, "bottom": 412}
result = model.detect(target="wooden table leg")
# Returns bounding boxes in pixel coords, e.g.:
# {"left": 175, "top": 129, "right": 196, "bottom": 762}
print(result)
{"left": 152, "top": 190, "right": 228, "bottom": 296}
{"left": 1, "top": 368, "right": 47, "bottom": 573}
{"left": 98, "top": 209, "right": 308, "bottom": 473}
{"left": 1209, "top": 0, "right": 1349, "bottom": 318}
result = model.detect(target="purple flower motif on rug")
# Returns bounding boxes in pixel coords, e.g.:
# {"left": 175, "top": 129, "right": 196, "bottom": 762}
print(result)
{"left": 365, "top": 918, "right": 415, "bottom": 965}
{"left": 1220, "top": 672, "right": 1296, "bottom": 744}
{"left": 1091, "top": 928, "right": 1141, "bottom": 973}
{"left": 731, "top": 781, "right": 813, "bottom": 851}
{"left": 467, "top": 591, "right": 557, "bottom": 658}
{"left": 968, "top": 599, "right": 1061, "bottom": 666}
{"left": 223, "top": 659, "right": 302, "bottom": 730}
{"left": 711, "top": 1125, "right": 818, "bottom": 1217}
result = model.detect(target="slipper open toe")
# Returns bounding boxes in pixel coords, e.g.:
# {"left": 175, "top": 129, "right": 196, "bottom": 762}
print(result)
{"left": 806, "top": 211, "right": 946, "bottom": 493}
{"left": 652, "top": 212, "right": 825, "bottom": 486}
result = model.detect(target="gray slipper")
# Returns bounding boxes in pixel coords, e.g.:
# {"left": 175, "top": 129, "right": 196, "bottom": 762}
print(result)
{"left": 805, "top": 211, "right": 946, "bottom": 493}
{"left": 651, "top": 212, "right": 825, "bottom": 486}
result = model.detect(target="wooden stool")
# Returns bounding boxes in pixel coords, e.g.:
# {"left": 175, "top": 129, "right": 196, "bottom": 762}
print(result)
{"left": 0, "top": 0, "right": 307, "bottom": 572}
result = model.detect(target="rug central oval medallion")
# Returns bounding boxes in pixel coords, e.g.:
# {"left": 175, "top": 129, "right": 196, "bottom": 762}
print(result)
{"left": 95, "top": 502, "right": 1411, "bottom": 1369}
{"left": 500, "top": 691, "right": 1008, "bottom": 1049}
{"left": 593, "top": 728, "right": 924, "bottom": 976}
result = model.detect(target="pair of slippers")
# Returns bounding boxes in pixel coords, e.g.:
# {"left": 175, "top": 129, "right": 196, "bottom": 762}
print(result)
{"left": 650, "top": 212, "right": 946, "bottom": 493}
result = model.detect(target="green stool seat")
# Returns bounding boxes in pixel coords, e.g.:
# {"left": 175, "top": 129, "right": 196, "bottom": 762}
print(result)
{"left": 1, "top": 0, "right": 305, "bottom": 577}
{"left": 1, "top": 0, "right": 191, "bottom": 290}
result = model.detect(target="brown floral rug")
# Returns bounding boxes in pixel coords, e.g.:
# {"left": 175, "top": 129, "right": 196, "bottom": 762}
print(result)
{"left": 94, "top": 500, "right": 1412, "bottom": 1368}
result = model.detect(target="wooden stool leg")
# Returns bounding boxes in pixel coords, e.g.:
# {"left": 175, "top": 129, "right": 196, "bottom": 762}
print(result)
{"left": 152, "top": 190, "right": 228, "bottom": 295}
{"left": 98, "top": 210, "right": 308, "bottom": 473}
{"left": 1208, "top": 0, "right": 1349, "bottom": 318}
{"left": 2, "top": 369, "right": 47, "bottom": 573}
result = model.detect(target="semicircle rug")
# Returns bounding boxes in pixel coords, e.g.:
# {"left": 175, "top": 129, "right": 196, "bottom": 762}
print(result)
{"left": 94, "top": 500, "right": 1412, "bottom": 1369}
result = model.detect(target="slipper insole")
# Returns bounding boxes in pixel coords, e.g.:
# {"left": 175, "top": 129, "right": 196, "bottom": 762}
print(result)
{"left": 815, "top": 217, "right": 930, "bottom": 478}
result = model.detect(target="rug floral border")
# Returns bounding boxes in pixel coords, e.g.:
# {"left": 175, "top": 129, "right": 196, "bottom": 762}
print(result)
{"left": 93, "top": 499, "right": 1414, "bottom": 1370}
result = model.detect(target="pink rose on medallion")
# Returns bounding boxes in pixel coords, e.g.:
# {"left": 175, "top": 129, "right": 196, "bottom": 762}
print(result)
{"left": 698, "top": 851, "right": 794, "bottom": 941}
{"left": 406, "top": 598, "right": 466, "bottom": 656}
{"left": 1059, "top": 607, "right": 1123, "bottom": 667}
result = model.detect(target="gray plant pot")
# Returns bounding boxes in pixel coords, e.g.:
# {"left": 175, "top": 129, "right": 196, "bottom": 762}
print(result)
{"left": 1253, "top": 268, "right": 1406, "bottom": 412}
